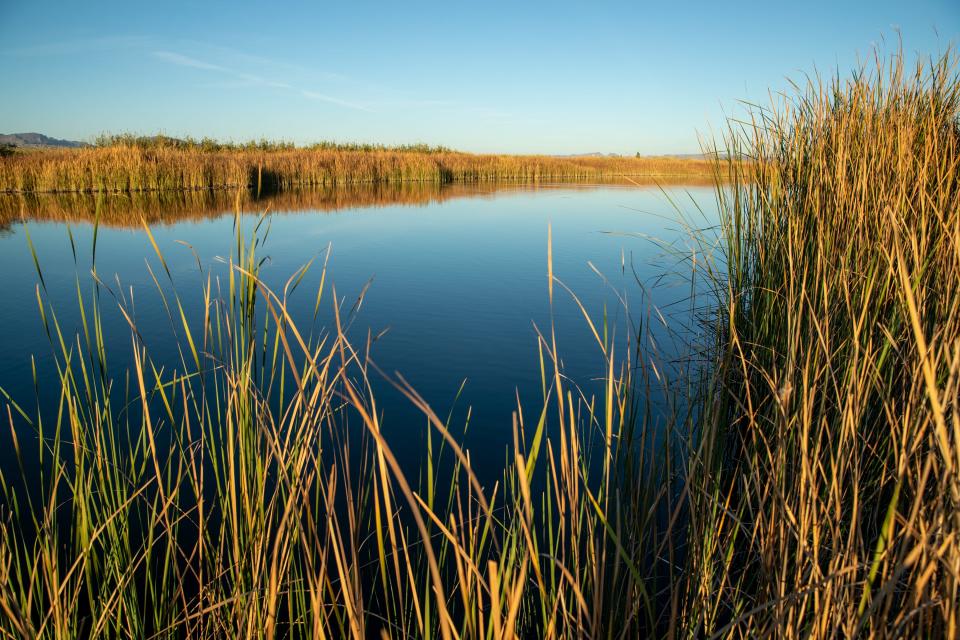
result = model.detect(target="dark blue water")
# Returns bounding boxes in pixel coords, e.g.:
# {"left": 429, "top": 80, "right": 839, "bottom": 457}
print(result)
{"left": 0, "top": 183, "right": 717, "bottom": 479}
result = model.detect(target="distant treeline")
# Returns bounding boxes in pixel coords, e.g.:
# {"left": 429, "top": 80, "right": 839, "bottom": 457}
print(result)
{"left": 0, "top": 138, "right": 715, "bottom": 194}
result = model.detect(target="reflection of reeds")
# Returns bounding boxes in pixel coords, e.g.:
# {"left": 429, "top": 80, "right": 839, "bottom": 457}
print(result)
{"left": 0, "top": 176, "right": 717, "bottom": 227}
{"left": 0, "top": 182, "right": 454, "bottom": 227}
{"left": 0, "top": 144, "right": 714, "bottom": 193}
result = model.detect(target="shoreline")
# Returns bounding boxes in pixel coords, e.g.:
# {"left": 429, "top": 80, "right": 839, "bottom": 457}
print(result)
{"left": 0, "top": 144, "right": 717, "bottom": 194}
{"left": 0, "top": 173, "right": 719, "bottom": 195}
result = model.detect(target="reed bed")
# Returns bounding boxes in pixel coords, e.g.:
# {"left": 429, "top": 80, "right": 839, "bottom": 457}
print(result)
{"left": 0, "top": 47, "right": 956, "bottom": 639}
{"left": 682, "top": 49, "right": 960, "bottom": 636}
{"left": 0, "top": 143, "right": 713, "bottom": 194}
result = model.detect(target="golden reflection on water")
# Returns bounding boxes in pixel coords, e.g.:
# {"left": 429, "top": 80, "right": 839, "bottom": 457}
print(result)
{"left": 0, "top": 176, "right": 717, "bottom": 229}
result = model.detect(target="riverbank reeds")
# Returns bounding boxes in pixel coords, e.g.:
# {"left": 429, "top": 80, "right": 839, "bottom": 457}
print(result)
{"left": 0, "top": 142, "right": 714, "bottom": 194}
{"left": 682, "top": 48, "right": 960, "bottom": 636}
{"left": 0, "top": 47, "right": 956, "bottom": 638}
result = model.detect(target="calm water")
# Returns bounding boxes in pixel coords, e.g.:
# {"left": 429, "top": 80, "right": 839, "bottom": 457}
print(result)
{"left": 0, "top": 183, "right": 717, "bottom": 478}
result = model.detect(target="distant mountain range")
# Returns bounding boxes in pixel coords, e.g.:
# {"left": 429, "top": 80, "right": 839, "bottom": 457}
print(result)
{"left": 0, "top": 132, "right": 86, "bottom": 148}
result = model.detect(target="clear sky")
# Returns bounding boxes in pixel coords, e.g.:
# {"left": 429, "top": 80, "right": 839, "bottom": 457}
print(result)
{"left": 1, "top": 1, "right": 956, "bottom": 154}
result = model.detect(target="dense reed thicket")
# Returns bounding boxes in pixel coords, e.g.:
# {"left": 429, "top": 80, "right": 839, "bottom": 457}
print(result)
{"left": 92, "top": 133, "right": 455, "bottom": 154}
{"left": 0, "top": 47, "right": 956, "bottom": 639}
{"left": 0, "top": 143, "right": 712, "bottom": 194}
{"left": 683, "top": 49, "right": 960, "bottom": 636}
{"left": 92, "top": 133, "right": 453, "bottom": 154}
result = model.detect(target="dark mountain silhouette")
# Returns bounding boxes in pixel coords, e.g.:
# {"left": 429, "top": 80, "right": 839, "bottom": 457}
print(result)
{"left": 0, "top": 132, "right": 86, "bottom": 148}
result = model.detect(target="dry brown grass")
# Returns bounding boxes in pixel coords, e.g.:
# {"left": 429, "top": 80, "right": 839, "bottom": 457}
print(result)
{"left": 682, "top": 48, "right": 960, "bottom": 636}
{"left": 0, "top": 144, "right": 714, "bottom": 194}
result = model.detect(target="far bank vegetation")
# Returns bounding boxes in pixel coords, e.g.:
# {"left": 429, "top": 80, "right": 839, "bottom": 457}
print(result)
{"left": 0, "top": 136, "right": 715, "bottom": 194}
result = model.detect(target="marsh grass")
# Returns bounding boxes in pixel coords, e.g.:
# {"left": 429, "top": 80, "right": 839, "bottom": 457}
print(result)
{"left": 0, "top": 143, "right": 714, "bottom": 195}
{"left": 0, "top": 198, "right": 686, "bottom": 638}
{"left": 91, "top": 134, "right": 457, "bottom": 154}
{"left": 679, "top": 48, "right": 960, "bottom": 636}
{"left": 0, "top": 46, "right": 958, "bottom": 639}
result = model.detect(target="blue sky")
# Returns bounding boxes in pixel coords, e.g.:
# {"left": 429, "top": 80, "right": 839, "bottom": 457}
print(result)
{"left": 1, "top": 1, "right": 956, "bottom": 154}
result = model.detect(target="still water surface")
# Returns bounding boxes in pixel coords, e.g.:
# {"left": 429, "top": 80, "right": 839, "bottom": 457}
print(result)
{"left": 0, "top": 183, "right": 717, "bottom": 477}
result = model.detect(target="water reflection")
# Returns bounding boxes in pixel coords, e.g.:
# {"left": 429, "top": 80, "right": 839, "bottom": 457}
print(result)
{"left": 0, "top": 181, "right": 718, "bottom": 486}
{"left": 0, "top": 176, "right": 717, "bottom": 228}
